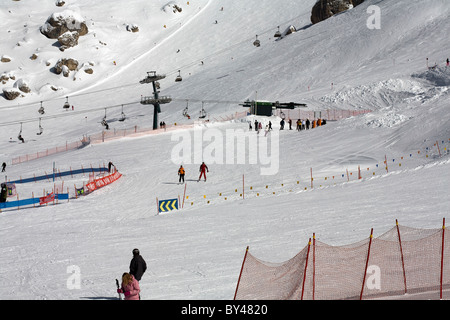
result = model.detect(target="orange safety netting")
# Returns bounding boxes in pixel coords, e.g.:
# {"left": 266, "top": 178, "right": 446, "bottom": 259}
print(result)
{"left": 234, "top": 221, "right": 450, "bottom": 300}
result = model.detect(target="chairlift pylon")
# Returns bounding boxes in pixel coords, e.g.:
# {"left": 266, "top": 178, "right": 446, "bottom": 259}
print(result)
{"left": 175, "top": 70, "right": 182, "bottom": 82}
{"left": 253, "top": 35, "right": 260, "bottom": 47}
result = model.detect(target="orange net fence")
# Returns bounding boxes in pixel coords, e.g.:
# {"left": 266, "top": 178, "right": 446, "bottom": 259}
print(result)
{"left": 234, "top": 220, "right": 449, "bottom": 300}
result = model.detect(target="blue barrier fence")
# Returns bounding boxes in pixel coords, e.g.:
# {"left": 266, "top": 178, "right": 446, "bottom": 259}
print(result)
{"left": 9, "top": 167, "right": 108, "bottom": 184}
{"left": 0, "top": 193, "right": 69, "bottom": 210}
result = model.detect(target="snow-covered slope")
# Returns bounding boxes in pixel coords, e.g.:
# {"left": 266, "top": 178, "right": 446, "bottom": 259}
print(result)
{"left": 0, "top": 0, "right": 449, "bottom": 300}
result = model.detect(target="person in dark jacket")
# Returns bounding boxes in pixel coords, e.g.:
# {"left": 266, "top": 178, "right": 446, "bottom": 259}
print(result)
{"left": 0, "top": 183, "right": 7, "bottom": 203}
{"left": 129, "top": 248, "right": 147, "bottom": 281}
{"left": 1, "top": 162, "right": 5, "bottom": 172}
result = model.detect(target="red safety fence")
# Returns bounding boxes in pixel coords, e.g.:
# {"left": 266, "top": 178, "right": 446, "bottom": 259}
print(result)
{"left": 234, "top": 219, "right": 449, "bottom": 300}
{"left": 10, "top": 109, "right": 364, "bottom": 165}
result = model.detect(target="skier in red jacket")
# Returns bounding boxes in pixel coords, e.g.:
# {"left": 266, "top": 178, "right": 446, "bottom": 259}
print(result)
{"left": 198, "top": 162, "right": 209, "bottom": 182}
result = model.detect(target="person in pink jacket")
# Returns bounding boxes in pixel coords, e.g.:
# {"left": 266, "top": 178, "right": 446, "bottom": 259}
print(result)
{"left": 117, "top": 272, "right": 141, "bottom": 300}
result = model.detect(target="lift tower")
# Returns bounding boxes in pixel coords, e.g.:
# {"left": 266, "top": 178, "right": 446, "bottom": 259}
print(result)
{"left": 140, "top": 71, "right": 172, "bottom": 130}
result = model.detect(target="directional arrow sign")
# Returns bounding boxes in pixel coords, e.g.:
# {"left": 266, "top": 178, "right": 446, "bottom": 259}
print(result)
{"left": 158, "top": 198, "right": 179, "bottom": 213}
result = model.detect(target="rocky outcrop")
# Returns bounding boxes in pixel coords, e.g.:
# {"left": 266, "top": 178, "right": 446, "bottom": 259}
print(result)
{"left": 58, "top": 31, "right": 80, "bottom": 51}
{"left": 1, "top": 55, "right": 12, "bottom": 63}
{"left": 126, "top": 24, "right": 139, "bottom": 33}
{"left": 54, "top": 58, "right": 79, "bottom": 76}
{"left": 311, "top": 0, "right": 365, "bottom": 24}
{"left": 2, "top": 87, "right": 21, "bottom": 100}
{"left": 14, "top": 79, "right": 31, "bottom": 93}
{"left": 40, "top": 10, "right": 88, "bottom": 39}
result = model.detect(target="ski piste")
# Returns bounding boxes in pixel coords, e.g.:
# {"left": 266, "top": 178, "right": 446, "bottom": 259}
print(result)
{"left": 116, "top": 279, "right": 122, "bottom": 300}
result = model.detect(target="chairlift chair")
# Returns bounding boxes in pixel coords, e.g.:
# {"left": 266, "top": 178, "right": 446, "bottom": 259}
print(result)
{"left": 37, "top": 118, "right": 43, "bottom": 135}
{"left": 199, "top": 102, "right": 206, "bottom": 119}
{"left": 119, "top": 105, "right": 126, "bottom": 122}
{"left": 182, "top": 100, "right": 189, "bottom": 117}
{"left": 253, "top": 35, "right": 260, "bottom": 47}
{"left": 175, "top": 70, "right": 182, "bottom": 82}
{"left": 17, "top": 123, "right": 24, "bottom": 142}
{"left": 274, "top": 26, "right": 281, "bottom": 38}
{"left": 38, "top": 101, "right": 45, "bottom": 114}
{"left": 63, "top": 96, "right": 70, "bottom": 110}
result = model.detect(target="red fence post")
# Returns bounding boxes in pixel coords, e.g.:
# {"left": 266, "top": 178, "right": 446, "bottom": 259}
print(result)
{"left": 313, "top": 233, "right": 316, "bottom": 300}
{"left": 182, "top": 183, "right": 187, "bottom": 209}
{"left": 440, "top": 218, "right": 446, "bottom": 299}
{"left": 360, "top": 228, "right": 374, "bottom": 300}
{"left": 234, "top": 246, "right": 249, "bottom": 300}
{"left": 396, "top": 219, "right": 407, "bottom": 294}
{"left": 301, "top": 238, "right": 312, "bottom": 300}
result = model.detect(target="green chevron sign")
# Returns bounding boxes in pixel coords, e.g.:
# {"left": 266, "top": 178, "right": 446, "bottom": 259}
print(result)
{"left": 158, "top": 198, "right": 179, "bottom": 213}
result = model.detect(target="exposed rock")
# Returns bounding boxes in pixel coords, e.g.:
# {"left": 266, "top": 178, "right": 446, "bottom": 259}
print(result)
{"left": 1, "top": 55, "right": 12, "bottom": 63}
{"left": 126, "top": 24, "right": 139, "bottom": 33}
{"left": 56, "top": 0, "right": 65, "bottom": 7}
{"left": 2, "top": 87, "right": 21, "bottom": 100}
{"left": 54, "top": 58, "right": 79, "bottom": 75}
{"left": 62, "top": 65, "right": 70, "bottom": 77}
{"left": 1, "top": 73, "right": 9, "bottom": 82}
{"left": 173, "top": 5, "right": 182, "bottom": 13}
{"left": 40, "top": 10, "right": 88, "bottom": 39}
{"left": 14, "top": 79, "right": 31, "bottom": 93}
{"left": 311, "top": 0, "right": 365, "bottom": 24}
{"left": 58, "top": 31, "right": 80, "bottom": 51}
{"left": 30, "top": 53, "right": 39, "bottom": 60}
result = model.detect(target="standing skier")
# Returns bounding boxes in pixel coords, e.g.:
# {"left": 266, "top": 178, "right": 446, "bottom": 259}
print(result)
{"left": 447, "top": 58, "right": 449, "bottom": 67}
{"left": 1, "top": 162, "right": 6, "bottom": 172}
{"left": 129, "top": 248, "right": 147, "bottom": 282}
{"left": 108, "top": 161, "right": 115, "bottom": 173}
{"left": 178, "top": 165, "right": 185, "bottom": 183}
{"left": 117, "top": 272, "right": 141, "bottom": 300}
{"left": 0, "top": 183, "right": 7, "bottom": 203}
{"left": 198, "top": 162, "right": 209, "bottom": 181}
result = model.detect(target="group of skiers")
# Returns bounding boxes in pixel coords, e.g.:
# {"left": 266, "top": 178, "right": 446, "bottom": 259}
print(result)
{"left": 295, "top": 118, "right": 326, "bottom": 131}
{"left": 117, "top": 248, "right": 147, "bottom": 300}
{"left": 249, "top": 118, "right": 326, "bottom": 134}
{"left": 178, "top": 162, "right": 209, "bottom": 183}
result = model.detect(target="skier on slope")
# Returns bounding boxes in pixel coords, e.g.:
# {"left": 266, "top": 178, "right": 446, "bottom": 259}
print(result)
{"left": 129, "top": 248, "right": 147, "bottom": 282}
{"left": 117, "top": 272, "right": 141, "bottom": 300}
{"left": 198, "top": 162, "right": 209, "bottom": 182}
{"left": 178, "top": 165, "right": 185, "bottom": 183}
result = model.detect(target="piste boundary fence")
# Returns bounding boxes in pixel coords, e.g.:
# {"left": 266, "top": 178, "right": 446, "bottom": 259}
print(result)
{"left": 234, "top": 219, "right": 450, "bottom": 300}
{"left": 11, "top": 109, "right": 369, "bottom": 165}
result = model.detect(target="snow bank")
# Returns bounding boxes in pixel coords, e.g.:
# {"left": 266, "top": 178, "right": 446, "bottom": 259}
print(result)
{"left": 412, "top": 66, "right": 450, "bottom": 87}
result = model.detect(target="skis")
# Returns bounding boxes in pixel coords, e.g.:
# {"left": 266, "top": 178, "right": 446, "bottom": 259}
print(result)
{"left": 116, "top": 279, "right": 122, "bottom": 300}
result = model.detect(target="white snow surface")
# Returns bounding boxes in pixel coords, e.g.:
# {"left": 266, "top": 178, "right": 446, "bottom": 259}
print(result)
{"left": 0, "top": 0, "right": 449, "bottom": 300}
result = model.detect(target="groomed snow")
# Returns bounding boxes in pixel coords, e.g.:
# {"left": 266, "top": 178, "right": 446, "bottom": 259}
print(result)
{"left": 0, "top": 0, "right": 449, "bottom": 300}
